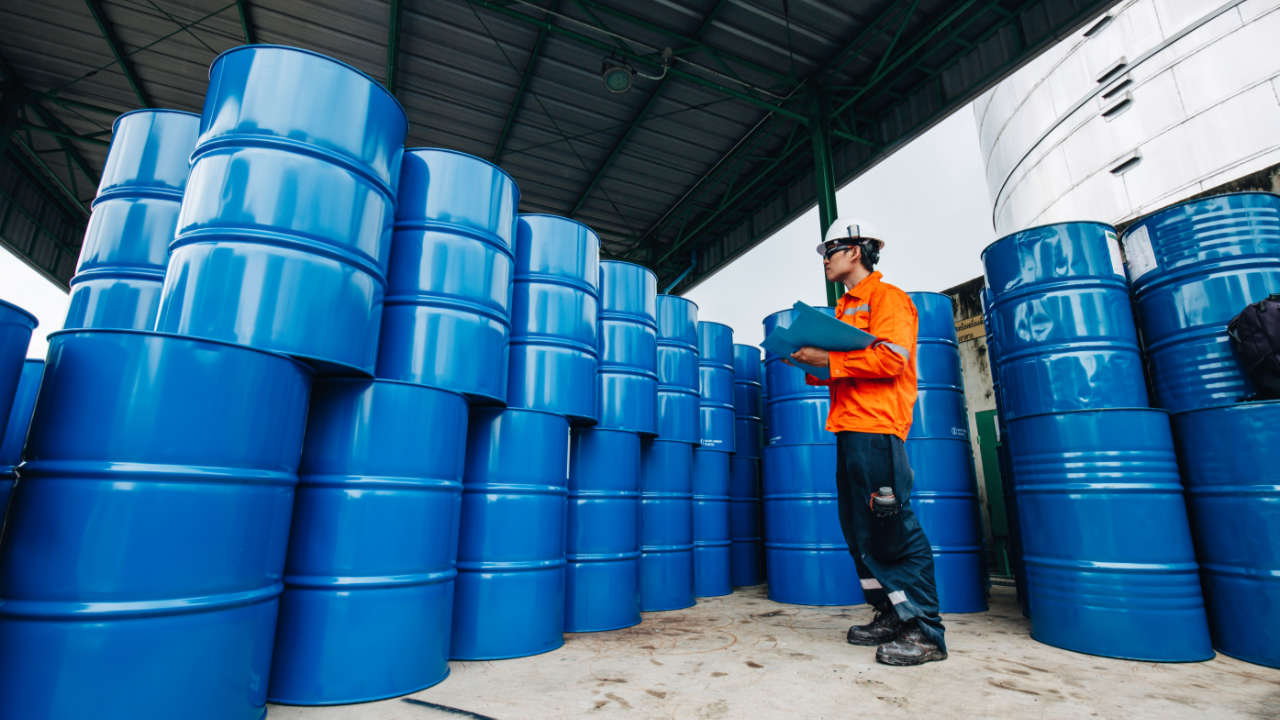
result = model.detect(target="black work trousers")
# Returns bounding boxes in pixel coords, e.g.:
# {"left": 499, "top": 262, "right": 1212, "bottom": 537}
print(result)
{"left": 835, "top": 430, "right": 946, "bottom": 650}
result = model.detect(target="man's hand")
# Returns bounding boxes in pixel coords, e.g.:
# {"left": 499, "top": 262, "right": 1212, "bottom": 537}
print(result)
{"left": 790, "top": 346, "right": 829, "bottom": 368}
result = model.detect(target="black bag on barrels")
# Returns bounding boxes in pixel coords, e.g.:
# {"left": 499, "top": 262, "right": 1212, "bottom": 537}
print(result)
{"left": 1227, "top": 293, "right": 1280, "bottom": 400}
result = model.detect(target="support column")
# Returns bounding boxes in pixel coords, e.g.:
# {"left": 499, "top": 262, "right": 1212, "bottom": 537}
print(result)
{"left": 809, "top": 92, "right": 844, "bottom": 305}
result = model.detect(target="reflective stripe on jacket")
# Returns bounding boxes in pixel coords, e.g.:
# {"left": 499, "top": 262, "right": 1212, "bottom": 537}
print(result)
{"left": 805, "top": 271, "right": 918, "bottom": 440}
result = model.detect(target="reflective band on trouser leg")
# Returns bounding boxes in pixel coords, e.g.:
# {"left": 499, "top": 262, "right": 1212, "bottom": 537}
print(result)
{"left": 888, "top": 590, "right": 907, "bottom": 605}
{"left": 860, "top": 578, "right": 883, "bottom": 590}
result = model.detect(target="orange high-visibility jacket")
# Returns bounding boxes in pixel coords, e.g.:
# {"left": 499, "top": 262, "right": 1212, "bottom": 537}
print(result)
{"left": 805, "top": 271, "right": 918, "bottom": 440}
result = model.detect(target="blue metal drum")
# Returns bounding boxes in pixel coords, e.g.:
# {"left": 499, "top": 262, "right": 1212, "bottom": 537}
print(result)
{"left": 729, "top": 455, "right": 764, "bottom": 587}
{"left": 906, "top": 292, "right": 987, "bottom": 613}
{"left": 762, "top": 441, "right": 864, "bottom": 606}
{"left": 157, "top": 45, "right": 407, "bottom": 374}
{"left": 565, "top": 428, "right": 641, "bottom": 632}
{"left": 655, "top": 295, "right": 700, "bottom": 443}
{"left": 762, "top": 308, "right": 833, "bottom": 444}
{"left": 0, "top": 359, "right": 43, "bottom": 520}
{"left": 982, "top": 222, "right": 1147, "bottom": 419}
{"left": 1171, "top": 400, "right": 1280, "bottom": 668}
{"left": 731, "top": 343, "right": 764, "bottom": 586}
{"left": 639, "top": 438, "right": 695, "bottom": 611}
{"left": 377, "top": 148, "right": 518, "bottom": 403}
{"left": 268, "top": 379, "right": 468, "bottom": 704}
{"left": 691, "top": 446, "right": 732, "bottom": 597}
{"left": 508, "top": 214, "right": 600, "bottom": 423}
{"left": 0, "top": 299, "right": 36, "bottom": 442}
{"left": 65, "top": 109, "right": 200, "bottom": 331}
{"left": 597, "top": 261, "right": 658, "bottom": 433}
{"left": 1122, "top": 193, "right": 1280, "bottom": 412}
{"left": 697, "top": 322, "right": 735, "bottom": 451}
{"left": 1007, "top": 408, "right": 1211, "bottom": 661}
{"left": 452, "top": 407, "right": 569, "bottom": 659}
{"left": 0, "top": 329, "right": 312, "bottom": 720}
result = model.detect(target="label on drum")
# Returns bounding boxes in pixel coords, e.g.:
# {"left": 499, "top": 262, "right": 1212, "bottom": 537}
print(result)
{"left": 1105, "top": 229, "right": 1125, "bottom": 278}
{"left": 1121, "top": 225, "right": 1158, "bottom": 282}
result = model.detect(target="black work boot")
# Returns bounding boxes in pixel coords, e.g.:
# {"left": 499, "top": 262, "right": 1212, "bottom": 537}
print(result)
{"left": 846, "top": 607, "right": 903, "bottom": 646}
{"left": 875, "top": 622, "right": 947, "bottom": 666}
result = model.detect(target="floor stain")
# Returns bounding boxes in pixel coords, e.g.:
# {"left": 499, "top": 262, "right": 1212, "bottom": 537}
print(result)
{"left": 752, "top": 610, "right": 789, "bottom": 618}
{"left": 877, "top": 696, "right": 909, "bottom": 708}
{"left": 711, "top": 671, "right": 728, "bottom": 677}
{"left": 987, "top": 678, "right": 1041, "bottom": 697}
{"left": 697, "top": 699, "right": 729, "bottom": 719}
{"left": 645, "top": 689, "right": 667, "bottom": 699}
{"left": 597, "top": 677, "right": 627, "bottom": 685}
{"left": 604, "top": 692, "right": 632, "bottom": 710}
{"left": 650, "top": 659, "right": 664, "bottom": 666}
{"left": 745, "top": 660, "right": 763, "bottom": 669}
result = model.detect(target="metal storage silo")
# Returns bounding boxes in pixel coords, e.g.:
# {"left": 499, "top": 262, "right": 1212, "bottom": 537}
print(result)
{"left": 0, "top": 329, "right": 312, "bottom": 720}
{"left": 64, "top": 109, "right": 199, "bottom": 331}
{"left": 377, "top": 148, "right": 518, "bottom": 403}
{"left": 156, "top": 45, "right": 406, "bottom": 374}
{"left": 268, "top": 379, "right": 468, "bottom": 704}
{"left": 508, "top": 215, "right": 600, "bottom": 423}
{"left": 452, "top": 407, "right": 569, "bottom": 659}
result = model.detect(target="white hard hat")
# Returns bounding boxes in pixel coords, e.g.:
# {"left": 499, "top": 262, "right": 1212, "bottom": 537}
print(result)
{"left": 817, "top": 217, "right": 885, "bottom": 256}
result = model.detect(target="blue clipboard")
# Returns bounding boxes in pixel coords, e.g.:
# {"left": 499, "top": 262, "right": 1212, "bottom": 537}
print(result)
{"left": 760, "top": 301, "right": 876, "bottom": 380}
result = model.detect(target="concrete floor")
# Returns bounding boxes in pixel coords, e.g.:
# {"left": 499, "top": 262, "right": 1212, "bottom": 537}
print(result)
{"left": 269, "top": 585, "right": 1279, "bottom": 720}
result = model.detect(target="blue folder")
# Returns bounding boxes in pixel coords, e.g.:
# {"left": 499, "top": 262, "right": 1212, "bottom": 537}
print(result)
{"left": 761, "top": 302, "right": 877, "bottom": 380}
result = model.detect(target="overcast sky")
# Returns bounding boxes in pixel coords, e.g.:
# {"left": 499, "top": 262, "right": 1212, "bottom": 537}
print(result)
{"left": 0, "top": 102, "right": 994, "bottom": 359}
{"left": 685, "top": 108, "right": 996, "bottom": 347}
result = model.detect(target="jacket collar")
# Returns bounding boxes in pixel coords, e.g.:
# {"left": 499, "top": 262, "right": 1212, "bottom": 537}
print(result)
{"left": 842, "top": 271, "right": 883, "bottom": 304}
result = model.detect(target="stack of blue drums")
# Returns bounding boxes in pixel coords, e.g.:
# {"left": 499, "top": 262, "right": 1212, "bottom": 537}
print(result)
{"left": 269, "top": 379, "right": 468, "bottom": 704}
{"left": 64, "top": 110, "right": 200, "bottom": 331}
{"left": 507, "top": 215, "right": 600, "bottom": 423}
{"left": 157, "top": 46, "right": 407, "bottom": 375}
{"left": 905, "top": 292, "right": 986, "bottom": 613}
{"left": 596, "top": 261, "right": 659, "bottom": 433}
{"left": 761, "top": 307, "right": 863, "bottom": 606}
{"left": 377, "top": 148, "right": 518, "bottom": 403}
{"left": 640, "top": 295, "right": 699, "bottom": 611}
{"left": 0, "top": 301, "right": 38, "bottom": 518}
{"left": 453, "top": 408, "right": 570, "bottom": 659}
{"left": 0, "top": 359, "right": 42, "bottom": 520}
{"left": 1123, "top": 193, "right": 1280, "bottom": 668}
{"left": 0, "top": 329, "right": 314, "bottom": 720}
{"left": 693, "top": 321, "right": 735, "bottom": 598}
{"left": 730, "top": 343, "right": 765, "bottom": 587}
{"left": 563, "top": 260, "right": 656, "bottom": 632}
{"left": 983, "top": 221, "right": 1211, "bottom": 661}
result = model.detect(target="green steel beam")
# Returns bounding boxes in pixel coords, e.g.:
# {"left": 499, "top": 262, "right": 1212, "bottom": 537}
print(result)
{"left": 20, "top": 125, "right": 111, "bottom": 147}
{"left": 831, "top": 0, "right": 981, "bottom": 118}
{"left": 84, "top": 0, "right": 153, "bottom": 108}
{"left": 466, "top": 0, "right": 810, "bottom": 124}
{"left": 823, "top": 0, "right": 916, "bottom": 81}
{"left": 493, "top": 0, "right": 560, "bottom": 163}
{"left": 11, "top": 138, "right": 89, "bottom": 217}
{"left": 654, "top": 130, "right": 808, "bottom": 266}
{"left": 0, "top": 53, "right": 100, "bottom": 199}
{"left": 808, "top": 94, "right": 843, "bottom": 306}
{"left": 386, "top": 0, "right": 402, "bottom": 94}
{"left": 569, "top": 0, "right": 730, "bottom": 217}
{"left": 236, "top": 0, "right": 256, "bottom": 43}
{"left": 571, "top": 0, "right": 795, "bottom": 85}
{"left": 868, "top": 0, "right": 921, "bottom": 83}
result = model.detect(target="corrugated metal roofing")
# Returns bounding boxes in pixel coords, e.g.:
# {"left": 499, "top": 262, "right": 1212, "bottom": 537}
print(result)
{"left": 0, "top": 0, "right": 1117, "bottom": 291}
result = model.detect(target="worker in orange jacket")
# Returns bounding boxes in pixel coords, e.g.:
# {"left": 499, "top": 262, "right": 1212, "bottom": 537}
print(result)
{"left": 789, "top": 218, "right": 946, "bottom": 666}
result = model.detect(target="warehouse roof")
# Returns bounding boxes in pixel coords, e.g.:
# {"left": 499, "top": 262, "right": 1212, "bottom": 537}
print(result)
{"left": 0, "top": 0, "right": 1115, "bottom": 292}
